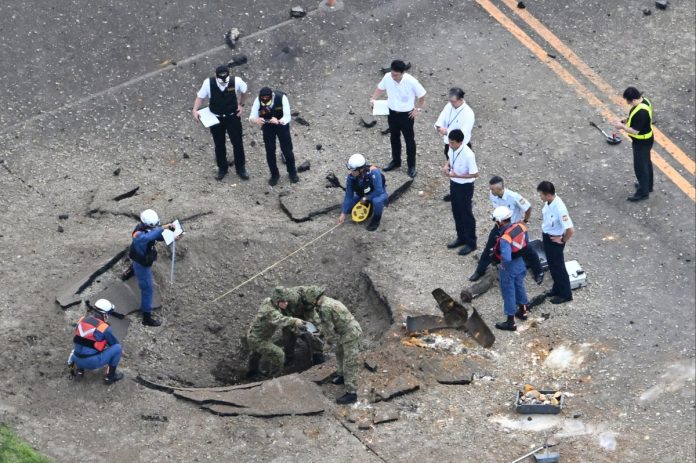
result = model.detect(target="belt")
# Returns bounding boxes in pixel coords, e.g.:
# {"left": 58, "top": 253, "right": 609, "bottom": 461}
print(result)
{"left": 543, "top": 233, "right": 563, "bottom": 239}
{"left": 389, "top": 109, "right": 413, "bottom": 114}
{"left": 217, "top": 113, "right": 235, "bottom": 118}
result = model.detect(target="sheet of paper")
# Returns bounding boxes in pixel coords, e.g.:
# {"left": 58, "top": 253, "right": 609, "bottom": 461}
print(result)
{"left": 198, "top": 107, "right": 220, "bottom": 128}
{"left": 162, "top": 220, "right": 184, "bottom": 245}
{"left": 372, "top": 100, "right": 390, "bottom": 116}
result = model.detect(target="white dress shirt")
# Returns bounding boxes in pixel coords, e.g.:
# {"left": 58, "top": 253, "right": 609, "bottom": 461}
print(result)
{"left": 248, "top": 93, "right": 292, "bottom": 125}
{"left": 197, "top": 77, "right": 247, "bottom": 102}
{"left": 490, "top": 189, "right": 531, "bottom": 224}
{"left": 435, "top": 102, "right": 475, "bottom": 144}
{"left": 448, "top": 145, "right": 478, "bottom": 185}
{"left": 377, "top": 73, "right": 427, "bottom": 112}
{"left": 541, "top": 196, "right": 573, "bottom": 235}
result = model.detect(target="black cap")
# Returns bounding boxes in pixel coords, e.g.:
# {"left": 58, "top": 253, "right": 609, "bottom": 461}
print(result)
{"left": 259, "top": 87, "right": 273, "bottom": 98}
{"left": 215, "top": 65, "right": 230, "bottom": 78}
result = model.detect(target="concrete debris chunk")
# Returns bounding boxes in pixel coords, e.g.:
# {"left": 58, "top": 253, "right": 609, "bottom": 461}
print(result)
{"left": 375, "top": 373, "right": 420, "bottom": 402}
{"left": 363, "top": 359, "right": 378, "bottom": 372}
{"left": 300, "top": 360, "right": 337, "bottom": 384}
{"left": 92, "top": 277, "right": 162, "bottom": 317}
{"left": 373, "top": 405, "right": 400, "bottom": 425}
{"left": 228, "top": 54, "right": 248, "bottom": 68}
{"left": 294, "top": 116, "right": 310, "bottom": 126}
{"left": 360, "top": 117, "right": 377, "bottom": 128}
{"left": 643, "top": 8, "right": 652, "bottom": 15}
{"left": 224, "top": 28, "right": 240, "bottom": 49}
{"left": 55, "top": 251, "right": 127, "bottom": 309}
{"left": 655, "top": 0, "right": 667, "bottom": 9}
{"left": 297, "top": 160, "right": 311, "bottom": 172}
{"left": 290, "top": 6, "right": 307, "bottom": 18}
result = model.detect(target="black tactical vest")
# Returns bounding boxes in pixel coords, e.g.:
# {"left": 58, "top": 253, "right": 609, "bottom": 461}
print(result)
{"left": 258, "top": 91, "right": 285, "bottom": 121}
{"left": 208, "top": 77, "right": 238, "bottom": 115}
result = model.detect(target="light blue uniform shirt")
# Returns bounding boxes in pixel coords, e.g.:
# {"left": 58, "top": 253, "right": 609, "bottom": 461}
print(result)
{"left": 541, "top": 195, "right": 573, "bottom": 235}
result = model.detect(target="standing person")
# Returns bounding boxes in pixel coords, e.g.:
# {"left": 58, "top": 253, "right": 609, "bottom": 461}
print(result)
{"left": 192, "top": 65, "right": 249, "bottom": 181}
{"left": 129, "top": 209, "right": 177, "bottom": 327}
{"left": 443, "top": 129, "right": 479, "bottom": 256}
{"left": 434, "top": 87, "right": 475, "bottom": 201}
{"left": 469, "top": 176, "right": 544, "bottom": 284}
{"left": 249, "top": 87, "right": 300, "bottom": 186}
{"left": 611, "top": 87, "right": 654, "bottom": 201}
{"left": 369, "top": 60, "right": 427, "bottom": 178}
{"left": 537, "top": 181, "right": 574, "bottom": 304}
{"left": 490, "top": 207, "right": 530, "bottom": 331}
{"left": 337, "top": 154, "right": 388, "bottom": 231}
{"left": 68, "top": 299, "right": 124, "bottom": 384}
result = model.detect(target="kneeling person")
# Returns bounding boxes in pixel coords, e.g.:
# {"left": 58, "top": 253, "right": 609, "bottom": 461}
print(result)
{"left": 337, "top": 154, "right": 388, "bottom": 231}
{"left": 69, "top": 299, "right": 124, "bottom": 385}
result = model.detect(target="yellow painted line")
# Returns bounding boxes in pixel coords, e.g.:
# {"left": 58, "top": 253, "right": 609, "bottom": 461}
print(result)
{"left": 500, "top": 0, "right": 696, "bottom": 176}
{"left": 475, "top": 0, "right": 696, "bottom": 202}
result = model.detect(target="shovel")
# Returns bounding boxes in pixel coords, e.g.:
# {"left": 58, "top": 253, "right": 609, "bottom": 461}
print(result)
{"left": 589, "top": 121, "right": 621, "bottom": 145}
{"left": 431, "top": 288, "right": 496, "bottom": 348}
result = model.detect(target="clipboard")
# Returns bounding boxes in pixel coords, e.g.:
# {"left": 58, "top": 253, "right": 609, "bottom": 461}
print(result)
{"left": 372, "top": 100, "right": 390, "bottom": 116}
{"left": 162, "top": 220, "right": 184, "bottom": 245}
{"left": 197, "top": 107, "right": 220, "bottom": 128}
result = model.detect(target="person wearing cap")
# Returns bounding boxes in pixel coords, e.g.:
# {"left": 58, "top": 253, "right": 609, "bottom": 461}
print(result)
{"left": 249, "top": 87, "right": 299, "bottom": 186}
{"left": 537, "top": 181, "right": 574, "bottom": 304}
{"left": 490, "top": 206, "right": 530, "bottom": 331}
{"left": 192, "top": 65, "right": 249, "bottom": 181}
{"left": 338, "top": 154, "right": 388, "bottom": 232}
{"left": 434, "top": 88, "right": 475, "bottom": 201}
{"left": 369, "top": 60, "right": 427, "bottom": 178}
{"left": 610, "top": 86, "right": 654, "bottom": 202}
{"left": 129, "top": 209, "right": 177, "bottom": 327}
{"left": 246, "top": 292, "right": 306, "bottom": 378}
{"left": 469, "top": 176, "right": 544, "bottom": 284}
{"left": 68, "top": 299, "right": 124, "bottom": 384}
{"left": 443, "top": 129, "right": 479, "bottom": 256}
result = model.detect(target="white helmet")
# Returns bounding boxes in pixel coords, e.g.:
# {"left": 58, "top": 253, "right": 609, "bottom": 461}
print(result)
{"left": 140, "top": 209, "right": 160, "bottom": 227}
{"left": 492, "top": 206, "right": 513, "bottom": 222}
{"left": 346, "top": 153, "right": 366, "bottom": 170}
{"left": 94, "top": 299, "right": 115, "bottom": 314}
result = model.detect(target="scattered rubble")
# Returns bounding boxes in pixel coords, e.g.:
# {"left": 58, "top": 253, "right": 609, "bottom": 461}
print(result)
{"left": 375, "top": 373, "right": 420, "bottom": 402}
{"left": 228, "top": 54, "right": 248, "bottom": 68}
{"left": 224, "top": 28, "right": 240, "bottom": 49}
{"left": 297, "top": 160, "right": 311, "bottom": 172}
{"left": 290, "top": 6, "right": 307, "bottom": 18}
{"left": 655, "top": 0, "right": 668, "bottom": 9}
{"left": 295, "top": 116, "right": 310, "bottom": 126}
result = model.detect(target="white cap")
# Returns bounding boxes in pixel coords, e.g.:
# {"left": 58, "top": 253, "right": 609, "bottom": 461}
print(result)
{"left": 346, "top": 153, "right": 366, "bottom": 170}
{"left": 140, "top": 209, "right": 160, "bottom": 227}
{"left": 492, "top": 206, "right": 513, "bottom": 222}
{"left": 94, "top": 299, "right": 115, "bottom": 314}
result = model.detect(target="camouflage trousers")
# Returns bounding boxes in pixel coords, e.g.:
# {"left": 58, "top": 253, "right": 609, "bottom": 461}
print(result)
{"left": 247, "top": 338, "right": 285, "bottom": 376}
{"left": 336, "top": 336, "right": 360, "bottom": 393}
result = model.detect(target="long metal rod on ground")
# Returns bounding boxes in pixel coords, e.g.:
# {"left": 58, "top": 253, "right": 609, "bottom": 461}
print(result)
{"left": 170, "top": 240, "right": 176, "bottom": 286}
{"left": 206, "top": 222, "right": 343, "bottom": 306}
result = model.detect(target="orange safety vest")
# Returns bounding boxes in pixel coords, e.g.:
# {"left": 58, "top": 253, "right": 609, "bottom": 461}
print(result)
{"left": 493, "top": 223, "right": 528, "bottom": 263}
{"left": 73, "top": 316, "right": 109, "bottom": 352}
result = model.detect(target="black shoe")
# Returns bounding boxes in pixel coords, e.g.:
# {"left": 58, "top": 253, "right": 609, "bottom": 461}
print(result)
{"left": 268, "top": 176, "right": 280, "bottom": 186}
{"left": 517, "top": 1, "right": 526, "bottom": 8}
{"left": 74, "top": 368, "right": 84, "bottom": 381}
{"left": 216, "top": 170, "right": 227, "bottom": 181}
{"left": 336, "top": 392, "right": 357, "bottom": 405}
{"left": 515, "top": 304, "right": 529, "bottom": 321}
{"left": 458, "top": 245, "right": 476, "bottom": 256}
{"left": 104, "top": 367, "right": 124, "bottom": 385}
{"left": 534, "top": 272, "right": 545, "bottom": 285}
{"left": 237, "top": 169, "right": 250, "bottom": 180}
{"left": 366, "top": 214, "right": 382, "bottom": 231}
{"left": 142, "top": 313, "right": 162, "bottom": 327}
{"left": 634, "top": 182, "right": 653, "bottom": 193}
{"left": 383, "top": 160, "right": 401, "bottom": 172}
{"left": 407, "top": 167, "right": 417, "bottom": 178}
{"left": 331, "top": 375, "right": 345, "bottom": 385}
{"left": 550, "top": 296, "right": 572, "bottom": 304}
{"left": 289, "top": 173, "right": 300, "bottom": 183}
{"left": 312, "top": 353, "right": 326, "bottom": 365}
{"left": 544, "top": 290, "right": 557, "bottom": 297}
{"left": 495, "top": 319, "right": 517, "bottom": 331}
{"left": 469, "top": 271, "right": 484, "bottom": 282}
{"left": 627, "top": 194, "right": 648, "bottom": 202}
{"left": 447, "top": 239, "right": 465, "bottom": 249}
{"left": 443, "top": 194, "right": 451, "bottom": 202}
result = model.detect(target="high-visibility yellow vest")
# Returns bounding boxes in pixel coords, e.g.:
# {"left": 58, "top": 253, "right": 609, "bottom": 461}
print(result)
{"left": 626, "top": 97, "right": 653, "bottom": 140}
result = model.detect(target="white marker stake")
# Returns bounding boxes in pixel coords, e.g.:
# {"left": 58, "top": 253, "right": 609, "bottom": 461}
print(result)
{"left": 170, "top": 240, "right": 176, "bottom": 286}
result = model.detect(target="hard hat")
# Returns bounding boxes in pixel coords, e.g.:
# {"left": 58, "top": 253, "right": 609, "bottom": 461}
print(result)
{"left": 346, "top": 153, "right": 366, "bottom": 170}
{"left": 140, "top": 209, "right": 160, "bottom": 227}
{"left": 492, "top": 206, "right": 513, "bottom": 222}
{"left": 351, "top": 201, "right": 372, "bottom": 223}
{"left": 94, "top": 299, "right": 114, "bottom": 314}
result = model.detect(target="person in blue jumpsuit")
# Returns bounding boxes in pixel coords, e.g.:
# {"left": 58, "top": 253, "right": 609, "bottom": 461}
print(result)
{"left": 129, "top": 209, "right": 175, "bottom": 327}
{"left": 337, "top": 154, "right": 388, "bottom": 231}
{"left": 491, "top": 206, "right": 530, "bottom": 332}
{"left": 69, "top": 298, "right": 124, "bottom": 384}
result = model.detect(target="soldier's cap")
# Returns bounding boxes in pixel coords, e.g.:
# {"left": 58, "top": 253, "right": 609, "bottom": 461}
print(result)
{"left": 302, "top": 286, "right": 326, "bottom": 305}
{"left": 215, "top": 65, "right": 230, "bottom": 78}
{"left": 271, "top": 286, "right": 290, "bottom": 303}
{"left": 259, "top": 87, "right": 273, "bottom": 98}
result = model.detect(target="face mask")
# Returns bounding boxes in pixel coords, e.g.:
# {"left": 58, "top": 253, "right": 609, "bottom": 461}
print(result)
{"left": 216, "top": 77, "right": 229, "bottom": 86}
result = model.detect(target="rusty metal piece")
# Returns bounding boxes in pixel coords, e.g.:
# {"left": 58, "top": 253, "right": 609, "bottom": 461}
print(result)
{"left": 406, "top": 314, "right": 464, "bottom": 332}
{"left": 432, "top": 288, "right": 495, "bottom": 348}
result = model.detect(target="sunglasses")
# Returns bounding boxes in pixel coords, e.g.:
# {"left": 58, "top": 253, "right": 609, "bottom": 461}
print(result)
{"left": 216, "top": 74, "right": 230, "bottom": 81}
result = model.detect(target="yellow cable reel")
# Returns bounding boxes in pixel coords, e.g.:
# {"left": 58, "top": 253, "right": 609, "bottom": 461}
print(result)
{"left": 351, "top": 201, "right": 372, "bottom": 223}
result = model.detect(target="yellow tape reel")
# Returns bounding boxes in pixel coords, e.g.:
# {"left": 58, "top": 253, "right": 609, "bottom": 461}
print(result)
{"left": 351, "top": 202, "right": 372, "bottom": 223}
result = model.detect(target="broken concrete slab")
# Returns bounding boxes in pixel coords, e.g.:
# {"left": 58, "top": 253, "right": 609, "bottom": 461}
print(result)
{"left": 107, "top": 315, "right": 131, "bottom": 342}
{"left": 300, "top": 360, "right": 337, "bottom": 384}
{"left": 55, "top": 250, "right": 127, "bottom": 308}
{"left": 93, "top": 277, "right": 161, "bottom": 317}
{"left": 136, "top": 375, "right": 264, "bottom": 393}
{"left": 373, "top": 405, "right": 400, "bottom": 425}
{"left": 418, "top": 357, "right": 475, "bottom": 385}
{"left": 279, "top": 190, "right": 343, "bottom": 223}
{"left": 173, "top": 374, "right": 325, "bottom": 417}
{"left": 56, "top": 293, "right": 82, "bottom": 309}
{"left": 375, "top": 373, "right": 420, "bottom": 402}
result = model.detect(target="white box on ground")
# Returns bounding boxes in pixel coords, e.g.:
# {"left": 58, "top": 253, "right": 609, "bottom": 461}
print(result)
{"left": 565, "top": 260, "right": 586, "bottom": 290}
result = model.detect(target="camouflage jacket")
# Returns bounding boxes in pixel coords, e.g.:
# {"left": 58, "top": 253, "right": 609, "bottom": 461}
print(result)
{"left": 247, "top": 297, "right": 302, "bottom": 343}
{"left": 272, "top": 285, "right": 326, "bottom": 319}
{"left": 309, "top": 296, "right": 362, "bottom": 343}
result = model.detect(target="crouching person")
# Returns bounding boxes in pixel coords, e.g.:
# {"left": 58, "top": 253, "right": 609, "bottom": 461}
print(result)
{"left": 338, "top": 154, "right": 388, "bottom": 231}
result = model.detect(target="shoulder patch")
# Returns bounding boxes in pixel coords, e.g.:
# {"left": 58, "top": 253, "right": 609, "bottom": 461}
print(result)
{"left": 518, "top": 198, "right": 527, "bottom": 205}
{"left": 562, "top": 215, "right": 569, "bottom": 222}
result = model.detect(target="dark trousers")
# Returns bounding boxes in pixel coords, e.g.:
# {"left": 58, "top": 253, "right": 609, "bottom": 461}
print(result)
{"left": 476, "top": 226, "right": 543, "bottom": 276}
{"left": 388, "top": 110, "right": 416, "bottom": 168}
{"left": 262, "top": 124, "right": 297, "bottom": 177}
{"left": 209, "top": 114, "right": 245, "bottom": 173}
{"left": 632, "top": 139, "right": 654, "bottom": 196}
{"left": 542, "top": 233, "right": 572, "bottom": 300}
{"left": 450, "top": 181, "right": 476, "bottom": 248}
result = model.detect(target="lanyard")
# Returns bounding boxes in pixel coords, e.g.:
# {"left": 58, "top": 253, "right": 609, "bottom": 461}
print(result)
{"left": 450, "top": 146, "right": 464, "bottom": 170}
{"left": 446, "top": 104, "right": 466, "bottom": 128}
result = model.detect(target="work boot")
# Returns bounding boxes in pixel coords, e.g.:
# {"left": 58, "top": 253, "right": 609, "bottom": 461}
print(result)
{"left": 312, "top": 353, "right": 326, "bottom": 365}
{"left": 75, "top": 368, "right": 85, "bottom": 380}
{"left": 142, "top": 313, "right": 162, "bottom": 327}
{"left": 550, "top": 296, "right": 572, "bottom": 305}
{"left": 237, "top": 169, "right": 250, "bottom": 180}
{"left": 447, "top": 238, "right": 465, "bottom": 249}
{"left": 458, "top": 245, "right": 476, "bottom": 256}
{"left": 268, "top": 175, "right": 280, "bottom": 186}
{"left": 289, "top": 173, "right": 300, "bottom": 183}
{"left": 469, "top": 270, "right": 484, "bottom": 282}
{"left": 366, "top": 214, "right": 382, "bottom": 231}
{"left": 627, "top": 193, "right": 648, "bottom": 202}
{"left": 495, "top": 316, "right": 517, "bottom": 331}
{"left": 336, "top": 392, "right": 357, "bottom": 405}
{"left": 407, "top": 166, "right": 417, "bottom": 178}
{"left": 634, "top": 182, "right": 653, "bottom": 193}
{"left": 515, "top": 304, "right": 529, "bottom": 321}
{"left": 331, "top": 375, "right": 345, "bottom": 385}
{"left": 442, "top": 193, "right": 452, "bottom": 202}
{"left": 534, "top": 272, "right": 545, "bottom": 285}
{"left": 216, "top": 169, "right": 227, "bottom": 181}
{"left": 104, "top": 366, "right": 124, "bottom": 385}
{"left": 383, "top": 160, "right": 401, "bottom": 172}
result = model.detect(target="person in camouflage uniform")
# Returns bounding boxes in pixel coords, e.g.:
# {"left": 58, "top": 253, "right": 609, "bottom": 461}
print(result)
{"left": 246, "top": 295, "right": 305, "bottom": 377}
